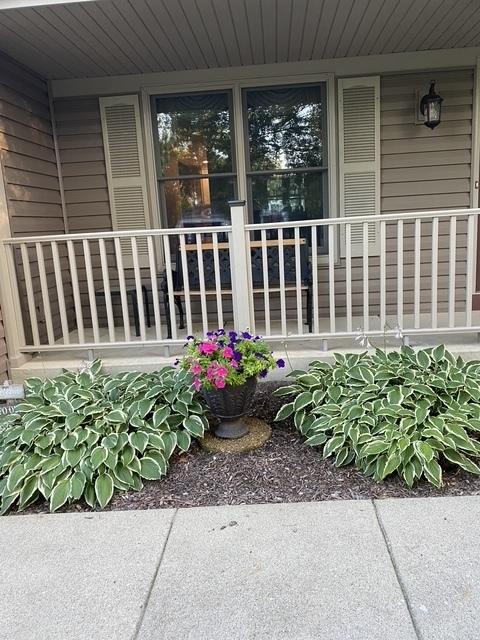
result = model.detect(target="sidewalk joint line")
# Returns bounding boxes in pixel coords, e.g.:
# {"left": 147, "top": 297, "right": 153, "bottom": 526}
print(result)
{"left": 132, "top": 508, "right": 178, "bottom": 640}
{"left": 372, "top": 500, "right": 423, "bottom": 640}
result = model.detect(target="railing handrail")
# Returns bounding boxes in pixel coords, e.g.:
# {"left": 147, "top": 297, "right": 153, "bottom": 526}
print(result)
{"left": 245, "top": 208, "right": 480, "bottom": 231}
{"left": 1, "top": 224, "right": 233, "bottom": 245}
{"left": 2, "top": 207, "right": 478, "bottom": 245}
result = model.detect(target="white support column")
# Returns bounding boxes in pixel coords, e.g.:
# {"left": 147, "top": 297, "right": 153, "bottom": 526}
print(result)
{"left": 0, "top": 160, "right": 27, "bottom": 367}
{"left": 229, "top": 200, "right": 253, "bottom": 332}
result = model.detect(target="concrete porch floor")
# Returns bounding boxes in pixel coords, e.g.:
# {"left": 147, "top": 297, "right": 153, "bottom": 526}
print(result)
{"left": 9, "top": 312, "right": 480, "bottom": 382}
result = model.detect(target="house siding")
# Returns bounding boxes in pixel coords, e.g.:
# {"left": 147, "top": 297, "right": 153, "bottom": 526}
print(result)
{"left": 50, "top": 68, "right": 474, "bottom": 328}
{"left": 0, "top": 52, "right": 65, "bottom": 345}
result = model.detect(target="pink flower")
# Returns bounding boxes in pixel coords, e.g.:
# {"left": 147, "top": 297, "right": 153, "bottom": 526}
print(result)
{"left": 206, "top": 364, "right": 217, "bottom": 380}
{"left": 190, "top": 363, "right": 203, "bottom": 375}
{"left": 199, "top": 342, "right": 217, "bottom": 355}
{"left": 215, "top": 378, "right": 226, "bottom": 389}
{"left": 216, "top": 366, "right": 229, "bottom": 378}
{"left": 222, "top": 346, "right": 234, "bottom": 359}
{"left": 193, "top": 378, "right": 202, "bottom": 391}
{"left": 230, "top": 360, "right": 238, "bottom": 368}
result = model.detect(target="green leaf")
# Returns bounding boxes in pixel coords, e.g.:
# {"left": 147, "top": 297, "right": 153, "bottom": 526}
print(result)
{"left": 60, "top": 433, "right": 78, "bottom": 450}
{"left": 65, "top": 414, "right": 84, "bottom": 430}
{"left": 7, "top": 464, "right": 26, "bottom": 493}
{"left": 183, "top": 415, "right": 205, "bottom": 438}
{"left": 416, "top": 350, "right": 431, "bottom": 369}
{"left": 95, "top": 473, "right": 114, "bottom": 508}
{"left": 49, "top": 479, "right": 70, "bottom": 512}
{"left": 402, "top": 462, "right": 415, "bottom": 488}
{"left": 152, "top": 405, "right": 170, "bottom": 428}
{"left": 432, "top": 345, "right": 445, "bottom": 363}
{"left": 443, "top": 449, "right": 480, "bottom": 475}
{"left": 139, "top": 457, "right": 163, "bottom": 480}
{"left": 162, "top": 432, "right": 177, "bottom": 459}
{"left": 176, "top": 431, "right": 191, "bottom": 452}
{"left": 361, "top": 441, "right": 390, "bottom": 456}
{"left": 65, "top": 447, "right": 84, "bottom": 468}
{"left": 424, "top": 459, "right": 443, "bottom": 488}
{"left": 305, "top": 433, "right": 328, "bottom": 447}
{"left": 274, "top": 403, "right": 295, "bottom": 421}
{"left": 105, "top": 410, "right": 128, "bottom": 424}
{"left": 323, "top": 435, "right": 345, "bottom": 458}
{"left": 414, "top": 441, "right": 434, "bottom": 463}
{"left": 18, "top": 476, "right": 37, "bottom": 510}
{"left": 90, "top": 446, "right": 108, "bottom": 470}
{"left": 130, "top": 431, "right": 149, "bottom": 453}
{"left": 293, "top": 392, "right": 313, "bottom": 412}
{"left": 70, "top": 471, "right": 86, "bottom": 500}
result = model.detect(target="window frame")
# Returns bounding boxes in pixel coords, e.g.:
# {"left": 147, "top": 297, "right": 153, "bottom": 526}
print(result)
{"left": 142, "top": 72, "right": 337, "bottom": 260}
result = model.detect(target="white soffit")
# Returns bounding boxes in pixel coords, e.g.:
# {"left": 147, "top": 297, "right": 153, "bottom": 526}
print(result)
{"left": 1, "top": 0, "right": 480, "bottom": 80}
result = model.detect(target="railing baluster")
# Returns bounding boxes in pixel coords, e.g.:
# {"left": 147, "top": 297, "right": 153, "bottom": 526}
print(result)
{"left": 113, "top": 237, "right": 130, "bottom": 342}
{"left": 311, "top": 227, "right": 319, "bottom": 334}
{"left": 179, "top": 235, "right": 193, "bottom": 337}
{"left": 35, "top": 242, "right": 54, "bottom": 345}
{"left": 99, "top": 238, "right": 115, "bottom": 342}
{"left": 379, "top": 220, "right": 386, "bottom": 331}
{"left": 212, "top": 232, "right": 224, "bottom": 330}
{"left": 294, "top": 227, "right": 303, "bottom": 334}
{"left": 448, "top": 216, "right": 457, "bottom": 328}
{"left": 362, "top": 222, "right": 369, "bottom": 332}
{"left": 196, "top": 233, "right": 208, "bottom": 335}
{"left": 131, "top": 236, "right": 146, "bottom": 341}
{"left": 414, "top": 219, "right": 421, "bottom": 328}
{"left": 278, "top": 228, "right": 287, "bottom": 336}
{"left": 431, "top": 217, "right": 438, "bottom": 329}
{"left": 162, "top": 235, "right": 177, "bottom": 341}
{"left": 397, "top": 220, "right": 403, "bottom": 330}
{"left": 328, "top": 224, "right": 335, "bottom": 334}
{"left": 51, "top": 241, "right": 70, "bottom": 345}
{"left": 20, "top": 243, "right": 40, "bottom": 346}
{"left": 261, "top": 229, "right": 271, "bottom": 336}
{"left": 82, "top": 239, "right": 99, "bottom": 344}
{"left": 147, "top": 235, "right": 162, "bottom": 341}
{"left": 67, "top": 240, "right": 84, "bottom": 344}
{"left": 466, "top": 213, "right": 475, "bottom": 327}
{"left": 345, "top": 224, "right": 352, "bottom": 333}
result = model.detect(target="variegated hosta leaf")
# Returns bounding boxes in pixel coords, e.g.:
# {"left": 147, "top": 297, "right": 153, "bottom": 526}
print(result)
{"left": 274, "top": 346, "right": 480, "bottom": 489}
{"left": 0, "top": 361, "right": 208, "bottom": 514}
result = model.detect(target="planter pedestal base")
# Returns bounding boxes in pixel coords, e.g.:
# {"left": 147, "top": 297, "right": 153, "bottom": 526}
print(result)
{"left": 214, "top": 418, "right": 249, "bottom": 439}
{"left": 201, "top": 417, "right": 272, "bottom": 454}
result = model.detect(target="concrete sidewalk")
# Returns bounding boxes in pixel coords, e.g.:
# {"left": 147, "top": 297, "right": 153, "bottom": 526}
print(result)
{"left": 0, "top": 497, "right": 479, "bottom": 640}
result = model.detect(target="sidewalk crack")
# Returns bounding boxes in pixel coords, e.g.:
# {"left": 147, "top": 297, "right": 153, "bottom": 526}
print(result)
{"left": 372, "top": 500, "right": 423, "bottom": 640}
{"left": 132, "top": 508, "right": 178, "bottom": 640}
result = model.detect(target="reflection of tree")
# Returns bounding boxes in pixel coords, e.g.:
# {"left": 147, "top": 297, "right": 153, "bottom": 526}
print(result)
{"left": 157, "top": 109, "right": 232, "bottom": 176}
{"left": 248, "top": 103, "right": 324, "bottom": 170}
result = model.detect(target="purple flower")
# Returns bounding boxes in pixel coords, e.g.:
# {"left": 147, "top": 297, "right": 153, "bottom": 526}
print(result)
{"left": 259, "top": 369, "right": 268, "bottom": 378}
{"left": 228, "top": 331, "right": 238, "bottom": 341}
{"left": 206, "top": 331, "right": 214, "bottom": 337}
{"left": 217, "top": 328, "right": 225, "bottom": 336}
{"left": 186, "top": 335, "right": 194, "bottom": 340}
{"left": 241, "top": 331, "right": 252, "bottom": 339}
{"left": 276, "top": 359, "right": 285, "bottom": 368}
{"left": 233, "top": 351, "right": 242, "bottom": 362}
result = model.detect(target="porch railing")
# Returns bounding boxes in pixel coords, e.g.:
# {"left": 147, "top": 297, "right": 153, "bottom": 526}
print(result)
{"left": 0, "top": 204, "right": 478, "bottom": 356}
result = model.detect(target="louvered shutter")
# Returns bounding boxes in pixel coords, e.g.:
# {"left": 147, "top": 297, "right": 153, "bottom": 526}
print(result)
{"left": 99, "top": 95, "right": 150, "bottom": 267}
{"left": 338, "top": 77, "right": 380, "bottom": 257}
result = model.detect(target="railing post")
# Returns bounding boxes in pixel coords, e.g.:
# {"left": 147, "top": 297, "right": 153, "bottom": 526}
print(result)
{"left": 228, "top": 200, "right": 253, "bottom": 331}
{"left": 0, "top": 241, "right": 27, "bottom": 367}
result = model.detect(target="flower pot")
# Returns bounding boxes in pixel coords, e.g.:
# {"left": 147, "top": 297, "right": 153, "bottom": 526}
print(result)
{"left": 202, "top": 377, "right": 257, "bottom": 439}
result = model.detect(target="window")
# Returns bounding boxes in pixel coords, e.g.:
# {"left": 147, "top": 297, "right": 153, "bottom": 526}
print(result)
{"left": 152, "top": 91, "right": 236, "bottom": 229}
{"left": 151, "top": 83, "right": 329, "bottom": 246}
{"left": 244, "top": 84, "right": 328, "bottom": 248}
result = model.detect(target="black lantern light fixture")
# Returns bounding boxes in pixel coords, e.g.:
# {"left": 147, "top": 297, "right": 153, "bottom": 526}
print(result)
{"left": 420, "top": 81, "right": 443, "bottom": 129}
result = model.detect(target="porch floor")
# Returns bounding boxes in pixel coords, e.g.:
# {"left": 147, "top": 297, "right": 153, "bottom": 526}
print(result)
{"left": 10, "top": 312, "right": 480, "bottom": 382}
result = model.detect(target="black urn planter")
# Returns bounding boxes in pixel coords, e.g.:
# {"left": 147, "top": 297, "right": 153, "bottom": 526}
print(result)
{"left": 202, "top": 376, "right": 257, "bottom": 439}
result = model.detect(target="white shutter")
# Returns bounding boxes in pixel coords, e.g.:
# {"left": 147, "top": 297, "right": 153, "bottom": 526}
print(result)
{"left": 99, "top": 94, "right": 150, "bottom": 267}
{"left": 338, "top": 77, "right": 380, "bottom": 257}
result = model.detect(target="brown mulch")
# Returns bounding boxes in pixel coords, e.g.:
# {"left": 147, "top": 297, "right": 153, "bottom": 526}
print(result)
{"left": 17, "top": 382, "right": 480, "bottom": 515}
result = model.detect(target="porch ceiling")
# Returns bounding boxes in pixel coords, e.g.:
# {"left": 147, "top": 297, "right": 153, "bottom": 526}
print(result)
{"left": 1, "top": 0, "right": 480, "bottom": 80}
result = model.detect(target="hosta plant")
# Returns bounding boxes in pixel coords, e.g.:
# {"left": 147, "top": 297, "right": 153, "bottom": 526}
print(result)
{"left": 274, "top": 345, "right": 480, "bottom": 488}
{"left": 0, "top": 360, "right": 207, "bottom": 514}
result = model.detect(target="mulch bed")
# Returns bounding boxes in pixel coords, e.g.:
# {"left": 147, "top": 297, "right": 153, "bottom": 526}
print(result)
{"left": 18, "top": 382, "right": 480, "bottom": 515}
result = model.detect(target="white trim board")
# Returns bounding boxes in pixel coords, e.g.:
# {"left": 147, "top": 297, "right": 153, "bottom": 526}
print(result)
{"left": 51, "top": 47, "right": 480, "bottom": 98}
{"left": 0, "top": 0, "right": 108, "bottom": 8}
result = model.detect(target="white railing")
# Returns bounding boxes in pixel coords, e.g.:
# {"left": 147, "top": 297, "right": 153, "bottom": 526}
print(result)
{"left": 0, "top": 204, "right": 478, "bottom": 356}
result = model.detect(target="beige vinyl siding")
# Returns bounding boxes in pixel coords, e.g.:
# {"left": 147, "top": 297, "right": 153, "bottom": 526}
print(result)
{"left": 0, "top": 52, "right": 67, "bottom": 345}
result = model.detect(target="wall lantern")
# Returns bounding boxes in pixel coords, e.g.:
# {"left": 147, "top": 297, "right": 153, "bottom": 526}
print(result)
{"left": 420, "top": 81, "right": 443, "bottom": 129}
